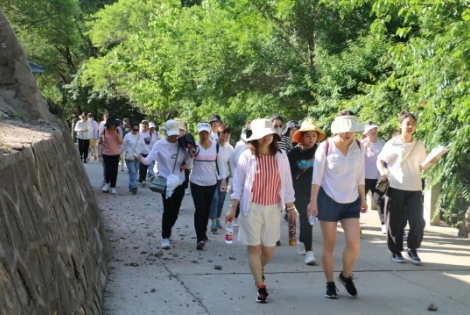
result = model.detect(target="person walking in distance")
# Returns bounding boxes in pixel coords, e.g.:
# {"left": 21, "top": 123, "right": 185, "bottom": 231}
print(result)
{"left": 307, "top": 110, "right": 367, "bottom": 299}
{"left": 209, "top": 125, "right": 234, "bottom": 232}
{"left": 98, "top": 116, "right": 123, "bottom": 195}
{"left": 190, "top": 122, "right": 227, "bottom": 250}
{"left": 288, "top": 118, "right": 326, "bottom": 265}
{"left": 87, "top": 113, "right": 99, "bottom": 160}
{"left": 99, "top": 113, "right": 109, "bottom": 186}
{"left": 280, "top": 120, "right": 300, "bottom": 153}
{"left": 138, "top": 120, "right": 157, "bottom": 186}
{"left": 226, "top": 119, "right": 295, "bottom": 304}
{"left": 74, "top": 112, "right": 91, "bottom": 163}
{"left": 209, "top": 114, "right": 222, "bottom": 141}
{"left": 361, "top": 122, "right": 387, "bottom": 233}
{"left": 120, "top": 118, "right": 131, "bottom": 171}
{"left": 377, "top": 110, "right": 437, "bottom": 265}
{"left": 136, "top": 120, "right": 194, "bottom": 249}
{"left": 121, "top": 122, "right": 143, "bottom": 194}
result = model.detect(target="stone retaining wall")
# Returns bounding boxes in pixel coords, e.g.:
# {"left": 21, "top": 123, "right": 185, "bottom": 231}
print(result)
{"left": 0, "top": 126, "right": 109, "bottom": 315}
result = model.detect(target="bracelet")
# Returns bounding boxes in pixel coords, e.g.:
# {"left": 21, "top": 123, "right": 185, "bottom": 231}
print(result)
{"left": 286, "top": 206, "right": 295, "bottom": 211}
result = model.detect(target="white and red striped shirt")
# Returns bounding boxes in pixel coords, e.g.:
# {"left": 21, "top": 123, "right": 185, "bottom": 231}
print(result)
{"left": 251, "top": 154, "right": 281, "bottom": 205}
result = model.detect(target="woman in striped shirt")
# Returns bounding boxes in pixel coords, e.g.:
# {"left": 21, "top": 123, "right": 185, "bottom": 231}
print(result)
{"left": 227, "top": 118, "right": 295, "bottom": 304}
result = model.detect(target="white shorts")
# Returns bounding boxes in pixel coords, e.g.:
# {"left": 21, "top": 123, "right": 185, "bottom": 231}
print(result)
{"left": 238, "top": 203, "right": 281, "bottom": 247}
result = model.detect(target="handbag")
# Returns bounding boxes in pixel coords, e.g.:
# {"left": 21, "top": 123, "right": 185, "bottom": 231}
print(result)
{"left": 376, "top": 139, "right": 418, "bottom": 193}
{"left": 125, "top": 134, "right": 140, "bottom": 161}
{"left": 149, "top": 146, "right": 179, "bottom": 193}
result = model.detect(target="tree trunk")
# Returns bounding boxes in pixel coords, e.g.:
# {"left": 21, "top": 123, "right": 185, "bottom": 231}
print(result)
{"left": 459, "top": 205, "right": 470, "bottom": 238}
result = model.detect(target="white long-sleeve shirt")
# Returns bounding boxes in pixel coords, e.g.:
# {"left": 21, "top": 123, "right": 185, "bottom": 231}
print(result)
{"left": 312, "top": 139, "right": 365, "bottom": 204}
{"left": 231, "top": 150, "right": 295, "bottom": 216}
{"left": 140, "top": 138, "right": 193, "bottom": 179}
{"left": 232, "top": 140, "right": 248, "bottom": 171}
{"left": 377, "top": 137, "right": 427, "bottom": 191}
{"left": 217, "top": 142, "right": 234, "bottom": 179}
{"left": 74, "top": 120, "right": 91, "bottom": 140}
{"left": 190, "top": 141, "right": 227, "bottom": 186}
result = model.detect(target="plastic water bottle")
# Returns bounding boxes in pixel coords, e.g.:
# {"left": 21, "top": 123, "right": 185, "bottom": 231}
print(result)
{"left": 225, "top": 220, "right": 233, "bottom": 244}
{"left": 308, "top": 214, "right": 316, "bottom": 226}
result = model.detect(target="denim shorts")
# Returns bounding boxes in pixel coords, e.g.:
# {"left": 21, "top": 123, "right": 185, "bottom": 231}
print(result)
{"left": 317, "top": 187, "right": 361, "bottom": 222}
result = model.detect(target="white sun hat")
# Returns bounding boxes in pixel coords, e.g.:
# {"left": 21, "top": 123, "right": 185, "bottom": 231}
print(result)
{"left": 331, "top": 115, "right": 364, "bottom": 134}
{"left": 197, "top": 122, "right": 211, "bottom": 134}
{"left": 246, "top": 118, "right": 281, "bottom": 142}
{"left": 164, "top": 119, "right": 180, "bottom": 136}
{"left": 178, "top": 121, "right": 186, "bottom": 131}
{"left": 363, "top": 121, "right": 380, "bottom": 134}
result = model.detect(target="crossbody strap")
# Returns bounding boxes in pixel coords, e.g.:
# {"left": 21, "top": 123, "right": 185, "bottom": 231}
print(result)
{"left": 172, "top": 146, "right": 180, "bottom": 174}
{"left": 131, "top": 134, "right": 140, "bottom": 153}
{"left": 400, "top": 139, "right": 418, "bottom": 165}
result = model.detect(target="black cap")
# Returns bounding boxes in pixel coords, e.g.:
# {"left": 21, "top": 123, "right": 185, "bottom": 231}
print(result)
{"left": 269, "top": 113, "right": 283, "bottom": 123}
{"left": 80, "top": 112, "right": 87, "bottom": 117}
{"left": 104, "top": 116, "right": 119, "bottom": 127}
{"left": 209, "top": 114, "right": 221, "bottom": 123}
{"left": 282, "top": 120, "right": 300, "bottom": 136}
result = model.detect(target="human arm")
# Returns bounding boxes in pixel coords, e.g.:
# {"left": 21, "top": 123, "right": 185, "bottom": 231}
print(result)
{"left": 357, "top": 144, "right": 367, "bottom": 213}
{"left": 226, "top": 151, "right": 249, "bottom": 222}
{"left": 137, "top": 140, "right": 159, "bottom": 165}
{"left": 307, "top": 142, "right": 327, "bottom": 218}
{"left": 307, "top": 184, "right": 321, "bottom": 218}
{"left": 117, "top": 128, "right": 123, "bottom": 145}
{"left": 281, "top": 153, "right": 296, "bottom": 220}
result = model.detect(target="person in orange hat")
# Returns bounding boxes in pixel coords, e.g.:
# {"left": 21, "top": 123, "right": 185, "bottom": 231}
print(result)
{"left": 287, "top": 118, "right": 326, "bottom": 266}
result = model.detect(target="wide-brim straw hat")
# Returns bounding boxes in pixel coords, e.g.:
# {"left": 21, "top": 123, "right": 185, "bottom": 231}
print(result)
{"left": 246, "top": 118, "right": 281, "bottom": 142}
{"left": 293, "top": 119, "right": 326, "bottom": 143}
{"left": 331, "top": 115, "right": 364, "bottom": 134}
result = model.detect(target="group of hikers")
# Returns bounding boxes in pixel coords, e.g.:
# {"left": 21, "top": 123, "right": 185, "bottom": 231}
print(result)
{"left": 75, "top": 109, "right": 438, "bottom": 303}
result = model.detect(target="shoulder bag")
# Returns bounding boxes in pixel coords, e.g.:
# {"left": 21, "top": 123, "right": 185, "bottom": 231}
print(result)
{"left": 149, "top": 146, "right": 180, "bottom": 194}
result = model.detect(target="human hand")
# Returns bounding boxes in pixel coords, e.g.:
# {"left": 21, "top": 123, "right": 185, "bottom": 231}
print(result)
{"left": 360, "top": 200, "right": 368, "bottom": 213}
{"left": 307, "top": 201, "right": 318, "bottom": 218}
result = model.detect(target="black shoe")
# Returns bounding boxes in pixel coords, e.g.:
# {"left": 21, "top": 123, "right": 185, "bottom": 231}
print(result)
{"left": 83, "top": 160, "right": 87, "bottom": 163}
{"left": 255, "top": 285, "right": 268, "bottom": 303}
{"left": 131, "top": 188, "right": 137, "bottom": 195}
{"left": 196, "top": 240, "right": 205, "bottom": 250}
{"left": 391, "top": 252, "right": 405, "bottom": 263}
{"left": 276, "top": 240, "right": 281, "bottom": 246}
{"left": 407, "top": 249, "right": 422, "bottom": 265}
{"left": 337, "top": 272, "right": 357, "bottom": 297}
{"left": 325, "top": 282, "right": 338, "bottom": 299}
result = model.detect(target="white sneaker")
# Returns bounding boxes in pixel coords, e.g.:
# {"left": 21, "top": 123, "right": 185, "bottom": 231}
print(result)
{"left": 102, "top": 183, "right": 110, "bottom": 193}
{"left": 232, "top": 219, "right": 238, "bottom": 227}
{"left": 297, "top": 242, "right": 306, "bottom": 255}
{"left": 381, "top": 225, "right": 387, "bottom": 234}
{"left": 111, "top": 188, "right": 117, "bottom": 195}
{"left": 142, "top": 181, "right": 146, "bottom": 187}
{"left": 305, "top": 251, "right": 317, "bottom": 265}
{"left": 161, "top": 238, "right": 170, "bottom": 249}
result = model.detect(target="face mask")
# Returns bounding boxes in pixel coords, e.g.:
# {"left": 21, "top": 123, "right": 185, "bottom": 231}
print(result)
{"left": 274, "top": 127, "right": 282, "bottom": 136}
{"left": 88, "top": 118, "right": 92, "bottom": 122}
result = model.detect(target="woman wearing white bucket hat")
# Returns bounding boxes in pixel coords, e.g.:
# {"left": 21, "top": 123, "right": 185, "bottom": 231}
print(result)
{"left": 137, "top": 119, "right": 194, "bottom": 249}
{"left": 307, "top": 110, "right": 367, "bottom": 299}
{"left": 227, "top": 118, "right": 295, "bottom": 303}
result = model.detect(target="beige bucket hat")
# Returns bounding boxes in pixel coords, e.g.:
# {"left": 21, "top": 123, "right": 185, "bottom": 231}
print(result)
{"left": 246, "top": 118, "right": 281, "bottom": 142}
{"left": 293, "top": 118, "right": 326, "bottom": 143}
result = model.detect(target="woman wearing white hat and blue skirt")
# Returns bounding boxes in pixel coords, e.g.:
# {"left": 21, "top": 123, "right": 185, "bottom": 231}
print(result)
{"left": 137, "top": 120, "right": 194, "bottom": 249}
{"left": 307, "top": 110, "right": 367, "bottom": 299}
{"left": 227, "top": 118, "right": 295, "bottom": 303}
{"left": 190, "top": 122, "right": 227, "bottom": 250}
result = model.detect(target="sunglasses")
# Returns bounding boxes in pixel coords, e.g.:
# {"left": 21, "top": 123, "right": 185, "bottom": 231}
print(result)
{"left": 133, "top": 129, "right": 139, "bottom": 132}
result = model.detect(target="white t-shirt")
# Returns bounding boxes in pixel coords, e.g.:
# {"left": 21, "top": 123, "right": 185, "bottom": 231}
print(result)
{"left": 217, "top": 143, "right": 234, "bottom": 179}
{"left": 361, "top": 138, "right": 386, "bottom": 180}
{"left": 233, "top": 141, "right": 248, "bottom": 170}
{"left": 99, "top": 121, "right": 106, "bottom": 136}
{"left": 377, "top": 137, "right": 427, "bottom": 191}
{"left": 141, "top": 138, "right": 193, "bottom": 179}
{"left": 312, "top": 139, "right": 365, "bottom": 204}
{"left": 140, "top": 131, "right": 157, "bottom": 155}
{"left": 210, "top": 131, "right": 219, "bottom": 141}
{"left": 190, "top": 141, "right": 227, "bottom": 186}
{"left": 74, "top": 121, "right": 91, "bottom": 140}
{"left": 122, "top": 133, "right": 143, "bottom": 157}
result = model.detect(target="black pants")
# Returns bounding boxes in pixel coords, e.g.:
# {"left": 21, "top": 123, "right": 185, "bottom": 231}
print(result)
{"left": 235, "top": 204, "right": 240, "bottom": 218}
{"left": 296, "top": 197, "right": 313, "bottom": 251}
{"left": 102, "top": 154, "right": 120, "bottom": 187}
{"left": 385, "top": 187, "right": 424, "bottom": 253}
{"left": 182, "top": 169, "right": 190, "bottom": 189}
{"left": 78, "top": 139, "right": 90, "bottom": 161}
{"left": 161, "top": 184, "right": 186, "bottom": 239}
{"left": 139, "top": 153, "right": 149, "bottom": 183}
{"left": 365, "top": 178, "right": 386, "bottom": 225}
{"left": 191, "top": 182, "right": 217, "bottom": 243}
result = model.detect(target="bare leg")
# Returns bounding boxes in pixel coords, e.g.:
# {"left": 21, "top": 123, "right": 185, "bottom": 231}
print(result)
{"left": 260, "top": 245, "right": 275, "bottom": 267}
{"left": 320, "top": 221, "right": 338, "bottom": 282}
{"left": 340, "top": 218, "right": 361, "bottom": 278}
{"left": 247, "top": 245, "right": 263, "bottom": 286}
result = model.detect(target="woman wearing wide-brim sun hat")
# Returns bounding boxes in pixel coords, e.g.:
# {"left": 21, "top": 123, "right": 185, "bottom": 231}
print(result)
{"left": 227, "top": 118, "right": 295, "bottom": 304}
{"left": 287, "top": 118, "right": 325, "bottom": 266}
{"left": 307, "top": 110, "right": 367, "bottom": 299}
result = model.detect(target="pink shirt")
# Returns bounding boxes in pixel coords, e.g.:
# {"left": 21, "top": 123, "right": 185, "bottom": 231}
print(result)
{"left": 100, "top": 129, "right": 121, "bottom": 156}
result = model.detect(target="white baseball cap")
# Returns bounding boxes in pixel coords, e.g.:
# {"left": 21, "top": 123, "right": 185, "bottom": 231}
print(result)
{"left": 164, "top": 119, "right": 180, "bottom": 136}
{"left": 197, "top": 122, "right": 211, "bottom": 134}
{"left": 149, "top": 122, "right": 156, "bottom": 129}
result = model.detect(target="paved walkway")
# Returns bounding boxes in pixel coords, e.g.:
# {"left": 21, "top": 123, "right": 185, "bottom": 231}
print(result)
{"left": 84, "top": 160, "right": 470, "bottom": 315}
